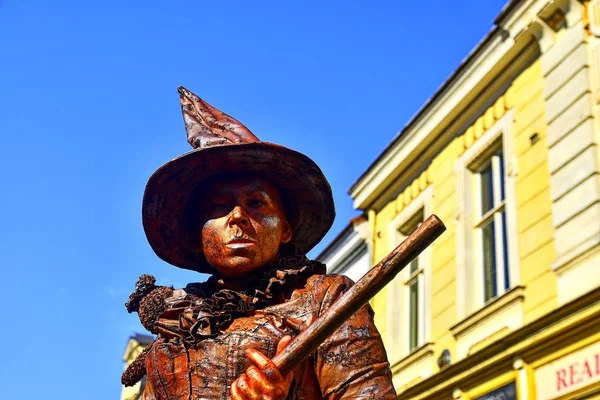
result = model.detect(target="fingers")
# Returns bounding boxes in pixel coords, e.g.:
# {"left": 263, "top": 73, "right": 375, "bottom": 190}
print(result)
{"left": 275, "top": 336, "right": 294, "bottom": 386}
{"left": 276, "top": 335, "right": 292, "bottom": 355}
{"left": 229, "top": 368, "right": 287, "bottom": 400}
{"left": 245, "top": 348, "right": 284, "bottom": 382}
{"left": 228, "top": 338, "right": 295, "bottom": 400}
{"left": 229, "top": 373, "right": 259, "bottom": 400}
{"left": 229, "top": 373, "right": 244, "bottom": 400}
{"left": 246, "top": 366, "right": 285, "bottom": 396}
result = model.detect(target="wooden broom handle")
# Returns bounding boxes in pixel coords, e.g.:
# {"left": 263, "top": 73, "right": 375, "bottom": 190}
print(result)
{"left": 272, "top": 214, "right": 446, "bottom": 375}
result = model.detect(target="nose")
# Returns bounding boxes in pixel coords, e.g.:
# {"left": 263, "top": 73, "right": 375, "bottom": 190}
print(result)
{"left": 228, "top": 205, "right": 249, "bottom": 226}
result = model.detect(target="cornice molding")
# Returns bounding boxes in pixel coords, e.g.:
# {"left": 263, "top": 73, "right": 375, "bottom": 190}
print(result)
{"left": 349, "top": 0, "right": 562, "bottom": 211}
{"left": 390, "top": 342, "right": 435, "bottom": 375}
{"left": 397, "top": 286, "right": 600, "bottom": 399}
{"left": 450, "top": 286, "right": 525, "bottom": 339}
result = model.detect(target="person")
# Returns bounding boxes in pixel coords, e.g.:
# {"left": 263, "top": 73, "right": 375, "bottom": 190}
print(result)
{"left": 123, "top": 87, "right": 397, "bottom": 400}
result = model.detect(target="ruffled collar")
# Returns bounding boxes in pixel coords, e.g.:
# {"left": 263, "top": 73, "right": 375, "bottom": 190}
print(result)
{"left": 155, "top": 244, "right": 325, "bottom": 345}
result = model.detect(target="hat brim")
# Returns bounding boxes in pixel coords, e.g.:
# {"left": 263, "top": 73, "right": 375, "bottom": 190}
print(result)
{"left": 142, "top": 142, "right": 335, "bottom": 273}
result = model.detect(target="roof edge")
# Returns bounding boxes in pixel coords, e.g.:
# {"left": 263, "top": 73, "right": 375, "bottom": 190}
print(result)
{"left": 316, "top": 214, "right": 367, "bottom": 262}
{"left": 348, "top": 0, "right": 525, "bottom": 202}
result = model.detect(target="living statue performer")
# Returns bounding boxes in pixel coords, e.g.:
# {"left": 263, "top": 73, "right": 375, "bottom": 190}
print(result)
{"left": 123, "top": 86, "right": 397, "bottom": 400}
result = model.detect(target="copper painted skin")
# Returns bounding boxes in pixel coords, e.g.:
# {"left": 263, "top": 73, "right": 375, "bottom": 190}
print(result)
{"left": 194, "top": 177, "right": 293, "bottom": 279}
{"left": 197, "top": 177, "right": 294, "bottom": 399}
{"left": 139, "top": 274, "right": 396, "bottom": 400}
{"left": 130, "top": 88, "right": 395, "bottom": 399}
{"left": 126, "top": 176, "right": 396, "bottom": 399}
{"left": 142, "top": 87, "right": 336, "bottom": 273}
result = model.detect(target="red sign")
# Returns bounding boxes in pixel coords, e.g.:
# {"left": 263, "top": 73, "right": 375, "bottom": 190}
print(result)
{"left": 536, "top": 342, "right": 600, "bottom": 400}
{"left": 555, "top": 353, "right": 600, "bottom": 391}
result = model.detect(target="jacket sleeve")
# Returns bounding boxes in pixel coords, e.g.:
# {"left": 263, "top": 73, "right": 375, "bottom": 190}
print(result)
{"left": 140, "top": 379, "right": 157, "bottom": 400}
{"left": 313, "top": 275, "right": 397, "bottom": 400}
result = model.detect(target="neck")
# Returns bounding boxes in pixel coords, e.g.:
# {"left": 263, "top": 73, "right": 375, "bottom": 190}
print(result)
{"left": 213, "top": 263, "right": 275, "bottom": 291}
{"left": 215, "top": 275, "right": 255, "bottom": 291}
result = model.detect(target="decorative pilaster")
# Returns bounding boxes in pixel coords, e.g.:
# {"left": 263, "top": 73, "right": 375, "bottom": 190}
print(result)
{"left": 513, "top": 357, "right": 530, "bottom": 400}
{"left": 536, "top": 0, "right": 600, "bottom": 303}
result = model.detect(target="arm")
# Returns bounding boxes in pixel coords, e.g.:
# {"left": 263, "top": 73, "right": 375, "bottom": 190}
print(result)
{"left": 314, "top": 275, "right": 397, "bottom": 400}
{"left": 140, "top": 379, "right": 157, "bottom": 400}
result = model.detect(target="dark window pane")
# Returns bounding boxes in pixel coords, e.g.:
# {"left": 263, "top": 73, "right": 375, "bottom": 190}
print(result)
{"left": 501, "top": 211, "right": 510, "bottom": 290}
{"left": 480, "top": 164, "right": 494, "bottom": 215}
{"left": 409, "top": 256, "right": 419, "bottom": 275}
{"left": 409, "top": 282, "right": 419, "bottom": 351}
{"left": 498, "top": 151, "right": 506, "bottom": 202}
{"left": 482, "top": 221, "right": 497, "bottom": 302}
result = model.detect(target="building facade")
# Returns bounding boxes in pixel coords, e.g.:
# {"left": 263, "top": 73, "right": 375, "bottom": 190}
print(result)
{"left": 121, "top": 333, "right": 154, "bottom": 400}
{"left": 349, "top": 0, "right": 600, "bottom": 398}
{"left": 316, "top": 215, "right": 370, "bottom": 283}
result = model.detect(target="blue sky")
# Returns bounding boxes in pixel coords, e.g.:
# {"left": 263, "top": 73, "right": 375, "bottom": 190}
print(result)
{"left": 0, "top": 1, "right": 507, "bottom": 398}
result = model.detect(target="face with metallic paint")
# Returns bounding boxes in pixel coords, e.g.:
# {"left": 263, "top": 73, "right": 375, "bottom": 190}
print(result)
{"left": 191, "top": 176, "right": 293, "bottom": 278}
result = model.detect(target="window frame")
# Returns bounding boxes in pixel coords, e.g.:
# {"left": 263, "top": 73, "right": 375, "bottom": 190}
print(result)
{"left": 387, "top": 186, "right": 433, "bottom": 362}
{"left": 400, "top": 212, "right": 425, "bottom": 352}
{"left": 455, "top": 109, "right": 520, "bottom": 319}
{"left": 474, "top": 147, "right": 510, "bottom": 302}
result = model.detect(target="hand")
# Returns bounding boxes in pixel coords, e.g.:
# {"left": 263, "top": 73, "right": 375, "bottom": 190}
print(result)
{"left": 228, "top": 335, "right": 294, "bottom": 400}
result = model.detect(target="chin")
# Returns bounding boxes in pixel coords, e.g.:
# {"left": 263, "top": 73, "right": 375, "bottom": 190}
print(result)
{"left": 214, "top": 257, "right": 262, "bottom": 277}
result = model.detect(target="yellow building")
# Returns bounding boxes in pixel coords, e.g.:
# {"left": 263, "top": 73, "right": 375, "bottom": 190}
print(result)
{"left": 349, "top": 0, "right": 600, "bottom": 398}
{"left": 120, "top": 333, "right": 154, "bottom": 400}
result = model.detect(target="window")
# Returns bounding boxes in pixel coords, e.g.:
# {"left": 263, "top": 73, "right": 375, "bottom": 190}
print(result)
{"left": 387, "top": 187, "right": 432, "bottom": 362}
{"left": 400, "top": 212, "right": 424, "bottom": 351}
{"left": 474, "top": 148, "right": 510, "bottom": 302}
{"left": 455, "top": 109, "right": 520, "bottom": 318}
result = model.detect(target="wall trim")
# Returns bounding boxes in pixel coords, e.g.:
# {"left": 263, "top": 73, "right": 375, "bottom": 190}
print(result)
{"left": 450, "top": 286, "right": 526, "bottom": 339}
{"left": 349, "top": 0, "right": 558, "bottom": 210}
{"left": 390, "top": 342, "right": 435, "bottom": 375}
{"left": 397, "top": 286, "right": 600, "bottom": 399}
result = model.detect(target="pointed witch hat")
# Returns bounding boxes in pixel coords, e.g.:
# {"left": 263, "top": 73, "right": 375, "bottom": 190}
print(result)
{"left": 142, "top": 87, "right": 335, "bottom": 273}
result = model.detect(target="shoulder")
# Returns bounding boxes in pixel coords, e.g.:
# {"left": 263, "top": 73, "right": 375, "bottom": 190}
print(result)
{"left": 305, "top": 273, "right": 355, "bottom": 290}
{"left": 303, "top": 273, "right": 356, "bottom": 310}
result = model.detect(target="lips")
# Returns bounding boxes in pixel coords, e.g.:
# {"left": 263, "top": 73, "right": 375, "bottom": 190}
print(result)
{"left": 227, "top": 237, "right": 256, "bottom": 245}
{"left": 227, "top": 227, "right": 256, "bottom": 246}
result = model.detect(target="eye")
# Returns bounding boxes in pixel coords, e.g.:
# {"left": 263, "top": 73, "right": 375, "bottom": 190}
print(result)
{"left": 210, "top": 202, "right": 228, "bottom": 211}
{"left": 201, "top": 201, "right": 229, "bottom": 217}
{"left": 248, "top": 198, "right": 266, "bottom": 208}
